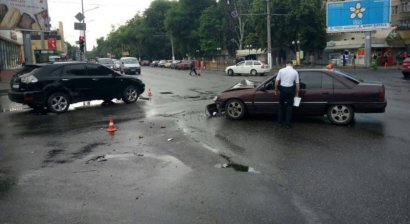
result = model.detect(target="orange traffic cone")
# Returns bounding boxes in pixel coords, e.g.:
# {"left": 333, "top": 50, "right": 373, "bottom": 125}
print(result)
{"left": 106, "top": 117, "right": 117, "bottom": 133}
{"left": 326, "top": 64, "right": 334, "bottom": 69}
{"left": 147, "top": 88, "right": 153, "bottom": 97}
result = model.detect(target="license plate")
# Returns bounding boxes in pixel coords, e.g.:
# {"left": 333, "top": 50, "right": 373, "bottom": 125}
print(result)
{"left": 12, "top": 84, "right": 19, "bottom": 89}
{"left": 131, "top": 69, "right": 136, "bottom": 71}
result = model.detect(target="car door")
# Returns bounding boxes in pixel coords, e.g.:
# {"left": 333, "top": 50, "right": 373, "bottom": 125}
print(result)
{"left": 252, "top": 76, "right": 279, "bottom": 114}
{"left": 297, "top": 71, "right": 333, "bottom": 115}
{"left": 234, "top": 61, "right": 245, "bottom": 74}
{"left": 60, "top": 64, "right": 93, "bottom": 101}
{"left": 86, "top": 64, "right": 120, "bottom": 99}
{"left": 243, "top": 61, "right": 253, "bottom": 74}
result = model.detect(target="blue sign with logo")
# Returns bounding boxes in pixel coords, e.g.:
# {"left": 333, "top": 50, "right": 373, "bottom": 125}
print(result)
{"left": 327, "top": 0, "right": 391, "bottom": 32}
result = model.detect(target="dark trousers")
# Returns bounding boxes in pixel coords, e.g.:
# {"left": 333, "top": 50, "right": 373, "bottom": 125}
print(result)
{"left": 190, "top": 67, "right": 197, "bottom": 75}
{"left": 278, "top": 86, "right": 295, "bottom": 126}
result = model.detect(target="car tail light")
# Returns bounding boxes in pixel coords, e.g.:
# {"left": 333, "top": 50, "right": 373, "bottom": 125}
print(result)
{"left": 379, "top": 86, "right": 385, "bottom": 102}
{"left": 261, "top": 64, "right": 265, "bottom": 68}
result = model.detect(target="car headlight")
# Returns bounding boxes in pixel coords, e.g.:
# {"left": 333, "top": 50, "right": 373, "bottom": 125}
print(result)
{"left": 213, "top": 96, "right": 218, "bottom": 101}
{"left": 21, "top": 75, "right": 38, "bottom": 84}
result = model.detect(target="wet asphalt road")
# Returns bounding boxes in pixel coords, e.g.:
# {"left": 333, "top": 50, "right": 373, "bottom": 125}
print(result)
{"left": 0, "top": 66, "right": 409, "bottom": 224}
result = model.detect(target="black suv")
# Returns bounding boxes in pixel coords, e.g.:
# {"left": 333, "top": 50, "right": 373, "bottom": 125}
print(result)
{"left": 8, "top": 62, "right": 145, "bottom": 113}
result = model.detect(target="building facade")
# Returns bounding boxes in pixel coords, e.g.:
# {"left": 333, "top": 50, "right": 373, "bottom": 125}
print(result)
{"left": 0, "top": 30, "right": 23, "bottom": 70}
{"left": 326, "top": 0, "right": 407, "bottom": 66}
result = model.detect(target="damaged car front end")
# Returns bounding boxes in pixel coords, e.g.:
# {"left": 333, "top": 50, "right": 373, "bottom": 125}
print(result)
{"left": 206, "top": 79, "right": 261, "bottom": 117}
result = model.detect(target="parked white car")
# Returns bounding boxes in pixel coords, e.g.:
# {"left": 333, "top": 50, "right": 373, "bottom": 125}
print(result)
{"left": 119, "top": 57, "right": 141, "bottom": 75}
{"left": 225, "top": 60, "right": 270, "bottom": 76}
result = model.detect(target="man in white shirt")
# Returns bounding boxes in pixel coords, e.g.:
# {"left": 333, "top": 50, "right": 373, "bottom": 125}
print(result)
{"left": 274, "top": 61, "right": 300, "bottom": 128}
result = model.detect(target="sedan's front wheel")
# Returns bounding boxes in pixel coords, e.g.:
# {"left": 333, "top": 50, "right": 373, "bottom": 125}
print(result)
{"left": 225, "top": 99, "right": 246, "bottom": 120}
{"left": 227, "top": 69, "right": 234, "bottom": 76}
{"left": 47, "top": 92, "right": 70, "bottom": 113}
{"left": 122, "top": 85, "right": 139, "bottom": 104}
{"left": 327, "top": 104, "right": 354, "bottom": 125}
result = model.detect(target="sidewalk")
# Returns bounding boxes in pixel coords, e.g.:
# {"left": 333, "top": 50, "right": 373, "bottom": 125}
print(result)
{"left": 0, "top": 80, "right": 10, "bottom": 94}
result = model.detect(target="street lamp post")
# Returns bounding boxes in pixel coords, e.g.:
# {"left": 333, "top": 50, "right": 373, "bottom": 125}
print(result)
{"left": 266, "top": 0, "right": 272, "bottom": 68}
{"left": 292, "top": 40, "right": 300, "bottom": 65}
{"left": 216, "top": 47, "right": 221, "bottom": 69}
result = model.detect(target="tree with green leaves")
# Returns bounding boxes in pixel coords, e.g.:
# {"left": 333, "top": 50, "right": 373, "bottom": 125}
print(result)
{"left": 164, "top": 0, "right": 214, "bottom": 57}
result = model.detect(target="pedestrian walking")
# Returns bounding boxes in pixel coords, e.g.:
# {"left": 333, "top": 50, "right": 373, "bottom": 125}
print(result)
{"left": 196, "top": 58, "right": 201, "bottom": 76}
{"left": 352, "top": 53, "right": 356, "bottom": 69}
{"left": 189, "top": 60, "right": 198, "bottom": 76}
{"left": 274, "top": 61, "right": 300, "bottom": 128}
{"left": 383, "top": 50, "right": 390, "bottom": 68}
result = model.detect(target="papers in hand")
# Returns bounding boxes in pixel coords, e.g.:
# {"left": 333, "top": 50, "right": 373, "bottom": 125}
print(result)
{"left": 294, "top": 97, "right": 301, "bottom": 107}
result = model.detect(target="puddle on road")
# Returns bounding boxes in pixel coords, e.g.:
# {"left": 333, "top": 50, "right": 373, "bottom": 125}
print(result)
{"left": 215, "top": 154, "right": 260, "bottom": 174}
{"left": 86, "top": 153, "right": 191, "bottom": 173}
{"left": 0, "top": 98, "right": 129, "bottom": 113}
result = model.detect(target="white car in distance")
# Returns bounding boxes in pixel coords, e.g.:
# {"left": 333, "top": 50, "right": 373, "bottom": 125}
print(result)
{"left": 225, "top": 60, "right": 270, "bottom": 76}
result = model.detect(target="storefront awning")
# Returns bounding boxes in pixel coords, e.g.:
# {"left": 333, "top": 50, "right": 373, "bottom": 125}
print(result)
{"left": 324, "top": 44, "right": 363, "bottom": 51}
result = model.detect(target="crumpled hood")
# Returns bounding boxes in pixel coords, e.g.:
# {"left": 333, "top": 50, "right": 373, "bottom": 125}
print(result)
{"left": 225, "top": 79, "right": 261, "bottom": 91}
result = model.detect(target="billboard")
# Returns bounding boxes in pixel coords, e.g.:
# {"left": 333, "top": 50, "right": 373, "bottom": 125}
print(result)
{"left": 0, "top": 0, "right": 49, "bottom": 31}
{"left": 327, "top": 0, "right": 391, "bottom": 33}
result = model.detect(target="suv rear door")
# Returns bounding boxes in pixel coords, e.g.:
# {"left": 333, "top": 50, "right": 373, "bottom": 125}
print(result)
{"left": 60, "top": 64, "right": 94, "bottom": 101}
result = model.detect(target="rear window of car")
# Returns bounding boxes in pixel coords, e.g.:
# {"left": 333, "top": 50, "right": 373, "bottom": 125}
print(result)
{"left": 122, "top": 58, "right": 138, "bottom": 64}
{"left": 14, "top": 65, "right": 43, "bottom": 77}
{"left": 98, "top": 58, "right": 113, "bottom": 64}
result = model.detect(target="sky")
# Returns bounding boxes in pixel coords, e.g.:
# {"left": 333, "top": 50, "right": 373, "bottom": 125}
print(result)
{"left": 47, "top": 0, "right": 153, "bottom": 50}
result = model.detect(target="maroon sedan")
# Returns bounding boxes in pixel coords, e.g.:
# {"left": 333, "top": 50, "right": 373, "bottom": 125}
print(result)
{"left": 208, "top": 69, "right": 387, "bottom": 125}
{"left": 176, "top": 60, "right": 192, "bottom": 70}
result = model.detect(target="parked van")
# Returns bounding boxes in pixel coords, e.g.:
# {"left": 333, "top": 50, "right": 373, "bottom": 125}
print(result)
{"left": 120, "top": 57, "right": 141, "bottom": 75}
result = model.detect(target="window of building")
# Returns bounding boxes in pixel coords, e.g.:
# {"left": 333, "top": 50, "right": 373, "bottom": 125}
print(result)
{"left": 0, "top": 39, "right": 20, "bottom": 69}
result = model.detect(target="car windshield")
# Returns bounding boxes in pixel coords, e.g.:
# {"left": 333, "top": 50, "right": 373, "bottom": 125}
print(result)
{"left": 98, "top": 59, "right": 113, "bottom": 64}
{"left": 333, "top": 69, "right": 360, "bottom": 84}
{"left": 123, "top": 58, "right": 138, "bottom": 64}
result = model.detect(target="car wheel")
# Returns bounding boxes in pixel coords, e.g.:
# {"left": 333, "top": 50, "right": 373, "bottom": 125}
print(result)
{"left": 250, "top": 69, "right": 258, "bottom": 76}
{"left": 327, "top": 104, "right": 354, "bottom": 125}
{"left": 227, "top": 69, "right": 234, "bottom": 76}
{"left": 403, "top": 73, "right": 410, "bottom": 79}
{"left": 122, "top": 85, "right": 139, "bottom": 104}
{"left": 225, "top": 99, "right": 246, "bottom": 120}
{"left": 47, "top": 92, "right": 70, "bottom": 113}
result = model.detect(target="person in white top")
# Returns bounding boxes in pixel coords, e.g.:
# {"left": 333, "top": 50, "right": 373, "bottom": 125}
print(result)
{"left": 274, "top": 61, "right": 300, "bottom": 128}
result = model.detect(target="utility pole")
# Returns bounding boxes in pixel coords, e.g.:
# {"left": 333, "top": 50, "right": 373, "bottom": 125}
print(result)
{"left": 170, "top": 33, "right": 175, "bottom": 62}
{"left": 266, "top": 0, "right": 272, "bottom": 69}
{"left": 81, "top": 0, "right": 86, "bottom": 61}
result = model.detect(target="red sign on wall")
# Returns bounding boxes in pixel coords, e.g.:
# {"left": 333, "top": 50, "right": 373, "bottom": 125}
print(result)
{"left": 358, "top": 48, "right": 365, "bottom": 56}
{"left": 48, "top": 38, "right": 57, "bottom": 50}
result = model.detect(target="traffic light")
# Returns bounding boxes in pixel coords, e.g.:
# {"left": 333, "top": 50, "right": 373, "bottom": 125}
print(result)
{"left": 79, "top": 36, "right": 85, "bottom": 53}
